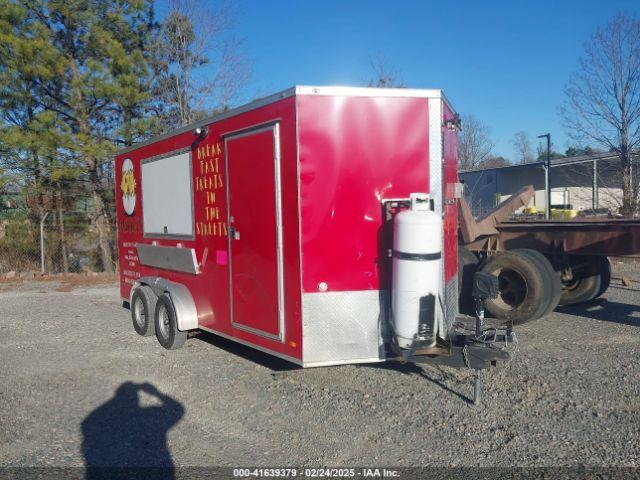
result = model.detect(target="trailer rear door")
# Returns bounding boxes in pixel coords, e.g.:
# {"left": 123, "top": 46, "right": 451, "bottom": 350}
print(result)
{"left": 225, "top": 124, "right": 284, "bottom": 341}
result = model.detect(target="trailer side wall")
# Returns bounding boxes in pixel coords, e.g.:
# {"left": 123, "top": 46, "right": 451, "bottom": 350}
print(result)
{"left": 116, "top": 97, "right": 303, "bottom": 362}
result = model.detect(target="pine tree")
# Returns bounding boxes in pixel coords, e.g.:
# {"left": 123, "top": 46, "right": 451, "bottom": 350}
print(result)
{"left": 0, "top": 1, "right": 65, "bottom": 267}
{"left": 0, "top": 0, "right": 158, "bottom": 272}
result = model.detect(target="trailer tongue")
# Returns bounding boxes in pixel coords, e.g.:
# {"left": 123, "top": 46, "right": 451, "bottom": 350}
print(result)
{"left": 384, "top": 195, "right": 513, "bottom": 402}
{"left": 396, "top": 270, "right": 513, "bottom": 405}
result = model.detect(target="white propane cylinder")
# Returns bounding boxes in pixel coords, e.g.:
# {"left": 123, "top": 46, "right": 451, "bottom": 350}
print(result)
{"left": 391, "top": 193, "right": 442, "bottom": 349}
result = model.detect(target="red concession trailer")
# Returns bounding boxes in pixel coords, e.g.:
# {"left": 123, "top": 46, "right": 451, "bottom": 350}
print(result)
{"left": 116, "top": 86, "right": 503, "bottom": 370}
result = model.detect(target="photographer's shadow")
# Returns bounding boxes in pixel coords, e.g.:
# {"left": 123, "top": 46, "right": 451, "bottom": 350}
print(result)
{"left": 81, "top": 382, "right": 184, "bottom": 479}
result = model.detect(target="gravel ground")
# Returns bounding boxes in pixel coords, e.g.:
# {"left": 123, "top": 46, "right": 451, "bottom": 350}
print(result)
{"left": 0, "top": 263, "right": 638, "bottom": 469}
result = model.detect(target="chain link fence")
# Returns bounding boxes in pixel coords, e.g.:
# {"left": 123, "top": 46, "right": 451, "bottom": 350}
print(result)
{"left": 461, "top": 155, "right": 640, "bottom": 219}
{"left": 0, "top": 213, "right": 117, "bottom": 276}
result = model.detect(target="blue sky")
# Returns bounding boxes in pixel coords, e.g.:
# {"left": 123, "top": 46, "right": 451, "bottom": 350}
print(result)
{"left": 161, "top": 0, "right": 639, "bottom": 159}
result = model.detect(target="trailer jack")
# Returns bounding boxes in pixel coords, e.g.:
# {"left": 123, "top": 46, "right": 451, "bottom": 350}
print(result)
{"left": 398, "top": 272, "right": 514, "bottom": 405}
{"left": 403, "top": 338, "right": 511, "bottom": 405}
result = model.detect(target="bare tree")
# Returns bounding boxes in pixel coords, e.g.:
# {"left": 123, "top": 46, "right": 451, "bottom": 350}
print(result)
{"left": 535, "top": 140, "right": 564, "bottom": 160}
{"left": 458, "top": 115, "right": 494, "bottom": 170}
{"left": 511, "top": 131, "right": 533, "bottom": 164}
{"left": 367, "top": 55, "right": 405, "bottom": 88}
{"left": 153, "top": 0, "right": 251, "bottom": 128}
{"left": 560, "top": 13, "right": 640, "bottom": 216}
{"left": 479, "top": 156, "right": 510, "bottom": 169}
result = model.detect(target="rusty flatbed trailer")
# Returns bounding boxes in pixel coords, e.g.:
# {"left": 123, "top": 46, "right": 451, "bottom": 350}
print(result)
{"left": 457, "top": 185, "right": 640, "bottom": 324}
{"left": 467, "top": 218, "right": 640, "bottom": 257}
{"left": 459, "top": 185, "right": 640, "bottom": 257}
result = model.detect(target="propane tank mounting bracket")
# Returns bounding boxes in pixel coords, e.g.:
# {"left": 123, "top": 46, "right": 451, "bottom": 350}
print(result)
{"left": 381, "top": 194, "right": 434, "bottom": 221}
{"left": 409, "top": 193, "right": 432, "bottom": 211}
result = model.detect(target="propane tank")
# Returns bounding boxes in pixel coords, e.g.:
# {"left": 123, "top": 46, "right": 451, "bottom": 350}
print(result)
{"left": 391, "top": 193, "right": 442, "bottom": 349}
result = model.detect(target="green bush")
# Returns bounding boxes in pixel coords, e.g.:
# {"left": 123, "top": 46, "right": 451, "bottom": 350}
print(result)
{"left": 0, "top": 219, "right": 39, "bottom": 272}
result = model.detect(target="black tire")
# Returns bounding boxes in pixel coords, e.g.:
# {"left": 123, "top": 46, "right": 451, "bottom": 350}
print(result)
{"left": 131, "top": 285, "right": 156, "bottom": 336}
{"left": 154, "top": 293, "right": 187, "bottom": 350}
{"left": 514, "top": 249, "right": 562, "bottom": 318}
{"left": 458, "top": 246, "right": 480, "bottom": 315}
{"left": 559, "top": 275, "right": 600, "bottom": 305}
{"left": 559, "top": 255, "right": 603, "bottom": 306}
{"left": 594, "top": 256, "right": 611, "bottom": 299}
{"left": 478, "top": 250, "right": 548, "bottom": 324}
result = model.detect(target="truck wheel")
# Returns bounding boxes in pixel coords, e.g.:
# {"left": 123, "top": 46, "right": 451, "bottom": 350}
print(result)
{"left": 559, "top": 276, "right": 600, "bottom": 306}
{"left": 514, "top": 249, "right": 562, "bottom": 318}
{"left": 458, "top": 246, "right": 480, "bottom": 315}
{"left": 559, "top": 255, "right": 607, "bottom": 306}
{"left": 478, "top": 251, "right": 549, "bottom": 324}
{"left": 594, "top": 256, "right": 612, "bottom": 299}
{"left": 131, "top": 285, "right": 156, "bottom": 336}
{"left": 154, "top": 293, "right": 187, "bottom": 350}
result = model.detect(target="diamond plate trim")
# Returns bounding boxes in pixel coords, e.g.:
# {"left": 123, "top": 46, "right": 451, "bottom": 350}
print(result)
{"left": 444, "top": 276, "right": 458, "bottom": 334}
{"left": 428, "top": 98, "right": 443, "bottom": 216}
{"left": 429, "top": 98, "right": 447, "bottom": 338}
{"left": 302, "top": 290, "right": 388, "bottom": 366}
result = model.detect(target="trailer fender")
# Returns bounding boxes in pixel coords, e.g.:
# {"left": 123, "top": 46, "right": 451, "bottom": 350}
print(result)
{"left": 132, "top": 276, "right": 198, "bottom": 331}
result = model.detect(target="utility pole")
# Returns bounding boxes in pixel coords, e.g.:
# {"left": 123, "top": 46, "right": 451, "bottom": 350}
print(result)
{"left": 592, "top": 158, "right": 598, "bottom": 211}
{"left": 538, "top": 133, "right": 551, "bottom": 219}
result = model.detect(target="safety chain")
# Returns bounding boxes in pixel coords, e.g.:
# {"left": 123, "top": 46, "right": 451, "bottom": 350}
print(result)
{"left": 462, "top": 344, "right": 470, "bottom": 368}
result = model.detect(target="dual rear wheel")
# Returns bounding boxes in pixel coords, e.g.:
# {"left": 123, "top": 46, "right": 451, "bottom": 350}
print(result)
{"left": 478, "top": 249, "right": 560, "bottom": 325}
{"left": 459, "top": 247, "right": 611, "bottom": 325}
{"left": 130, "top": 287, "right": 187, "bottom": 349}
{"left": 558, "top": 255, "right": 611, "bottom": 306}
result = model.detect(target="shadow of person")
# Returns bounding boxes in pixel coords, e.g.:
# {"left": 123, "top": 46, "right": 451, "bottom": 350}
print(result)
{"left": 81, "top": 382, "right": 184, "bottom": 480}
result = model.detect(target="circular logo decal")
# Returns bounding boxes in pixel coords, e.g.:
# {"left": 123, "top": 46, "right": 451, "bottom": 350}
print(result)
{"left": 121, "top": 158, "right": 137, "bottom": 216}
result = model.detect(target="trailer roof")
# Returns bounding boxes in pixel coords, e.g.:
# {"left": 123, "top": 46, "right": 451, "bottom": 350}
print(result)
{"left": 116, "top": 86, "right": 451, "bottom": 156}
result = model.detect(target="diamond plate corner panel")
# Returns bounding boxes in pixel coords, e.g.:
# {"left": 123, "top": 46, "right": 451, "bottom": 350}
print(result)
{"left": 444, "top": 276, "right": 458, "bottom": 333}
{"left": 301, "top": 290, "right": 388, "bottom": 366}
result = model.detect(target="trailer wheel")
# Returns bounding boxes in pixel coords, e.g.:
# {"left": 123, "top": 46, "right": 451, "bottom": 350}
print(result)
{"left": 458, "top": 246, "right": 480, "bottom": 315}
{"left": 478, "top": 251, "right": 549, "bottom": 324}
{"left": 131, "top": 285, "right": 157, "bottom": 336}
{"left": 154, "top": 293, "right": 187, "bottom": 350}
{"left": 514, "top": 249, "right": 562, "bottom": 318}
{"left": 559, "top": 255, "right": 609, "bottom": 306}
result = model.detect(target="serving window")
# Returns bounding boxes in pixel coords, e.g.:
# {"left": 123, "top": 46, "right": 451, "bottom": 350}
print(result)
{"left": 141, "top": 150, "right": 194, "bottom": 238}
